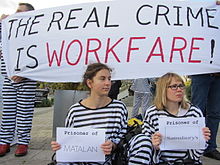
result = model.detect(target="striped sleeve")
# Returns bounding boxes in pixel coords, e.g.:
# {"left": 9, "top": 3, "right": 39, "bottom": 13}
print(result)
{"left": 187, "top": 105, "right": 205, "bottom": 162}
{"left": 128, "top": 134, "right": 152, "bottom": 165}
{"left": 142, "top": 106, "right": 158, "bottom": 137}
{"left": 109, "top": 100, "right": 128, "bottom": 144}
{"left": 0, "top": 57, "right": 7, "bottom": 77}
{"left": 64, "top": 103, "right": 81, "bottom": 127}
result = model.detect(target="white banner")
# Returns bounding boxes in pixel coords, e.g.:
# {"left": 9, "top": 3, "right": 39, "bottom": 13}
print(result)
{"left": 158, "top": 117, "right": 206, "bottom": 150}
{"left": 2, "top": 0, "right": 220, "bottom": 82}
{"left": 56, "top": 127, "right": 105, "bottom": 162}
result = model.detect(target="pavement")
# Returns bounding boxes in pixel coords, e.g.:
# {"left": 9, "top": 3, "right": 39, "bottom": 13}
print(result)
{"left": 0, "top": 107, "right": 54, "bottom": 165}
{"left": 0, "top": 90, "right": 219, "bottom": 165}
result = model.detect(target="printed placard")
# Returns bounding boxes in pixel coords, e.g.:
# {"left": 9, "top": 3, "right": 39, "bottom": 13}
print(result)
{"left": 56, "top": 127, "right": 105, "bottom": 162}
{"left": 158, "top": 117, "right": 206, "bottom": 150}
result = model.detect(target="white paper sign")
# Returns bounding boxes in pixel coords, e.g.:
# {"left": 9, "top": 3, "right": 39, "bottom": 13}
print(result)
{"left": 56, "top": 127, "right": 105, "bottom": 162}
{"left": 158, "top": 117, "right": 206, "bottom": 150}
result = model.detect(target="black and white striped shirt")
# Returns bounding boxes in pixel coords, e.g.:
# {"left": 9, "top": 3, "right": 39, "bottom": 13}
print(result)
{"left": 143, "top": 104, "right": 205, "bottom": 164}
{"left": 127, "top": 134, "right": 152, "bottom": 165}
{"left": 62, "top": 99, "right": 128, "bottom": 165}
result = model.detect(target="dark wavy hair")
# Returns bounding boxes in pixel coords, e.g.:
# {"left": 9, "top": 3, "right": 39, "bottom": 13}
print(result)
{"left": 82, "top": 63, "right": 112, "bottom": 89}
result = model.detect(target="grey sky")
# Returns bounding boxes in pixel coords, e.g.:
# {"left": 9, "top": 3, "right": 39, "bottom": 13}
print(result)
{"left": 0, "top": 0, "right": 17, "bottom": 15}
{"left": 0, "top": 0, "right": 107, "bottom": 16}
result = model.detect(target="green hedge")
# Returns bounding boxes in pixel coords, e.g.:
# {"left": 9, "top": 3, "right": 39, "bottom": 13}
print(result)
{"left": 35, "top": 98, "right": 54, "bottom": 107}
{"left": 185, "top": 79, "right": 191, "bottom": 101}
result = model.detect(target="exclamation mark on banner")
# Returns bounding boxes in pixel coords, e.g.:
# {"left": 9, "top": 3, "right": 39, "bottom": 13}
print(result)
{"left": 210, "top": 39, "right": 215, "bottom": 64}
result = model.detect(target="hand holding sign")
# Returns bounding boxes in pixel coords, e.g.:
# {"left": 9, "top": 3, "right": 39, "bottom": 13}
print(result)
{"left": 202, "top": 127, "right": 211, "bottom": 141}
{"left": 151, "top": 132, "right": 162, "bottom": 150}
{"left": 100, "top": 140, "right": 116, "bottom": 155}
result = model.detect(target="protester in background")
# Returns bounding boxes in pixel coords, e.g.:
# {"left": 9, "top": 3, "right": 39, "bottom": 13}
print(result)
{"left": 143, "top": 73, "right": 210, "bottom": 165}
{"left": 189, "top": 3, "right": 220, "bottom": 161}
{"left": 191, "top": 73, "right": 220, "bottom": 160}
{"left": 130, "top": 78, "right": 155, "bottom": 118}
{"left": 0, "top": 3, "right": 37, "bottom": 157}
{"left": 51, "top": 63, "right": 127, "bottom": 165}
{"left": 108, "top": 80, "right": 121, "bottom": 100}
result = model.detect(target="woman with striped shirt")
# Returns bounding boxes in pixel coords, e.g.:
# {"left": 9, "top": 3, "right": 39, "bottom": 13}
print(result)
{"left": 142, "top": 73, "right": 210, "bottom": 165}
{"left": 51, "top": 63, "right": 127, "bottom": 165}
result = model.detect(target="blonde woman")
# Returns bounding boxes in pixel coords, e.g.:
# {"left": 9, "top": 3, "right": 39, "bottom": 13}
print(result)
{"left": 142, "top": 73, "right": 210, "bottom": 165}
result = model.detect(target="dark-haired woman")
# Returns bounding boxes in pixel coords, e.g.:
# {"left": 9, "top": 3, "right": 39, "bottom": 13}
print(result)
{"left": 51, "top": 63, "right": 127, "bottom": 165}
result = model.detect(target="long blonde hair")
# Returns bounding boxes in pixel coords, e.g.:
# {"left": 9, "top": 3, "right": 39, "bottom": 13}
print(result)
{"left": 154, "top": 73, "right": 189, "bottom": 110}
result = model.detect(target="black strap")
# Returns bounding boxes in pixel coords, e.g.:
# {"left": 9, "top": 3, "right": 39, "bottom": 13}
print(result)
{"left": 47, "top": 153, "right": 56, "bottom": 165}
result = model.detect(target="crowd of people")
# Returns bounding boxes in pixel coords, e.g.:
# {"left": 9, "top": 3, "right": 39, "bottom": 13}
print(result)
{"left": 0, "top": 1, "right": 220, "bottom": 165}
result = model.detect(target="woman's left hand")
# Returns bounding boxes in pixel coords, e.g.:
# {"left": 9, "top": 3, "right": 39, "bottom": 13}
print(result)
{"left": 202, "top": 127, "right": 211, "bottom": 141}
{"left": 101, "top": 140, "right": 116, "bottom": 155}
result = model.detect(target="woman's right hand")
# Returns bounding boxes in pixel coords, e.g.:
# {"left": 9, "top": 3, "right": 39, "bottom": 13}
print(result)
{"left": 51, "top": 141, "right": 61, "bottom": 151}
{"left": 151, "top": 132, "right": 162, "bottom": 150}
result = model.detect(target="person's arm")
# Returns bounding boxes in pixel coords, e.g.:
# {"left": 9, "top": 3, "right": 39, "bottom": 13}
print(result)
{"left": 1, "top": 14, "right": 26, "bottom": 81}
{"left": 112, "top": 102, "right": 128, "bottom": 145}
{"left": 142, "top": 107, "right": 157, "bottom": 137}
{"left": 128, "top": 134, "right": 152, "bottom": 165}
{"left": 142, "top": 107, "right": 161, "bottom": 164}
{"left": 217, "top": 1, "right": 220, "bottom": 5}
